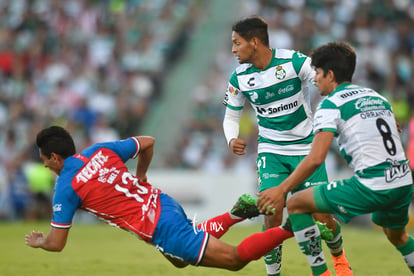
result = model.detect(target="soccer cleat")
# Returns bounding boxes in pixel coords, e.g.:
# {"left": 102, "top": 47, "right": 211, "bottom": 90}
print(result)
{"left": 231, "top": 194, "right": 276, "bottom": 218}
{"left": 231, "top": 194, "right": 261, "bottom": 218}
{"left": 231, "top": 194, "right": 260, "bottom": 218}
{"left": 332, "top": 250, "right": 353, "bottom": 276}
{"left": 316, "top": 221, "right": 334, "bottom": 241}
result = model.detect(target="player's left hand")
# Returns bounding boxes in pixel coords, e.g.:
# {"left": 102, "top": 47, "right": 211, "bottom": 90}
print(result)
{"left": 257, "top": 186, "right": 286, "bottom": 215}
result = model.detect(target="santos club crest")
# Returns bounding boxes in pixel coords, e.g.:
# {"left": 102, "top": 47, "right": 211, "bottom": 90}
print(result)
{"left": 275, "top": 65, "right": 286, "bottom": 80}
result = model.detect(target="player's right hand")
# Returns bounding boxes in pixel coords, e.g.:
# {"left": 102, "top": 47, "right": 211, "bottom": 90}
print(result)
{"left": 25, "top": 230, "right": 45, "bottom": 248}
{"left": 229, "top": 138, "right": 247, "bottom": 155}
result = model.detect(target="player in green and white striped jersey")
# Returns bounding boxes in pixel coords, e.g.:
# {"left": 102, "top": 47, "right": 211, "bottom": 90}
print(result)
{"left": 225, "top": 46, "right": 314, "bottom": 155}
{"left": 315, "top": 84, "right": 410, "bottom": 190}
{"left": 223, "top": 16, "right": 352, "bottom": 276}
{"left": 258, "top": 41, "right": 414, "bottom": 275}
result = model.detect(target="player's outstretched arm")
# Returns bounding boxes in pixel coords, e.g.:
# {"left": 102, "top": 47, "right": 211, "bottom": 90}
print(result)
{"left": 25, "top": 227, "right": 69, "bottom": 252}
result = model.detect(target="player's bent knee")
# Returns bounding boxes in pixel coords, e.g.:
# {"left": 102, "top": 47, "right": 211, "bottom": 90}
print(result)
{"left": 226, "top": 248, "right": 248, "bottom": 271}
{"left": 286, "top": 199, "right": 299, "bottom": 214}
{"left": 163, "top": 253, "right": 189, "bottom": 268}
{"left": 201, "top": 247, "right": 247, "bottom": 271}
{"left": 171, "top": 262, "right": 188, "bottom": 268}
{"left": 224, "top": 258, "right": 247, "bottom": 271}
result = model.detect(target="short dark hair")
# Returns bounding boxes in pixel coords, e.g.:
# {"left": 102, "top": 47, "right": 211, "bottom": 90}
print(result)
{"left": 310, "top": 41, "right": 356, "bottom": 83}
{"left": 36, "top": 126, "right": 76, "bottom": 159}
{"left": 232, "top": 16, "right": 269, "bottom": 46}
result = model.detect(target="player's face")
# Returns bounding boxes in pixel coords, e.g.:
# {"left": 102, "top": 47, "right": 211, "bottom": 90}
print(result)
{"left": 39, "top": 150, "right": 63, "bottom": 175}
{"left": 313, "top": 68, "right": 335, "bottom": 96}
{"left": 232, "top": 31, "right": 255, "bottom": 64}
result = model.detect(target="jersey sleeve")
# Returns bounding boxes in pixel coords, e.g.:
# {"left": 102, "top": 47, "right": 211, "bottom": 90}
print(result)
{"left": 313, "top": 100, "right": 340, "bottom": 134}
{"left": 293, "top": 51, "right": 315, "bottom": 84}
{"left": 96, "top": 137, "right": 140, "bottom": 162}
{"left": 223, "top": 71, "right": 245, "bottom": 110}
{"left": 51, "top": 178, "right": 82, "bottom": 228}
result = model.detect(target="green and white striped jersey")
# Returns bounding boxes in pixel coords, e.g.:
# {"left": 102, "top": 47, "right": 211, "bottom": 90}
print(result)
{"left": 314, "top": 83, "right": 412, "bottom": 190}
{"left": 223, "top": 48, "right": 315, "bottom": 155}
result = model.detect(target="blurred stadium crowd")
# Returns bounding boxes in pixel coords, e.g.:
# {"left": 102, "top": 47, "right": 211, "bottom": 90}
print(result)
{"left": 0, "top": 0, "right": 199, "bottom": 220}
{"left": 0, "top": 0, "right": 414, "bottom": 220}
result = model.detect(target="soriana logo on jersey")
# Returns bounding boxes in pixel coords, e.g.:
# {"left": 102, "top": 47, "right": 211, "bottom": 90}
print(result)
{"left": 228, "top": 84, "right": 239, "bottom": 96}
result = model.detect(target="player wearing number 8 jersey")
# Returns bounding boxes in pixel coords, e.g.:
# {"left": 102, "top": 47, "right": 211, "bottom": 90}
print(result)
{"left": 257, "top": 41, "right": 414, "bottom": 275}
{"left": 315, "top": 85, "right": 410, "bottom": 190}
{"left": 26, "top": 125, "right": 309, "bottom": 272}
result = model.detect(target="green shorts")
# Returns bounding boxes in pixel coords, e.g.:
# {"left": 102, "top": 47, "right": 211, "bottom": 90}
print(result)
{"left": 257, "top": 152, "right": 328, "bottom": 193}
{"left": 314, "top": 176, "right": 413, "bottom": 229}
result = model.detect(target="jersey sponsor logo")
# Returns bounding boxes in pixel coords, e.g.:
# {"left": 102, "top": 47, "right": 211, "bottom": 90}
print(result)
{"left": 98, "top": 167, "right": 121, "bottom": 184}
{"left": 278, "top": 84, "right": 294, "bottom": 95}
{"left": 76, "top": 150, "right": 109, "bottom": 183}
{"left": 255, "top": 100, "right": 298, "bottom": 115}
{"left": 355, "top": 97, "right": 386, "bottom": 112}
{"left": 53, "top": 203, "right": 62, "bottom": 212}
{"left": 275, "top": 65, "right": 286, "bottom": 80}
{"left": 247, "top": 77, "right": 255, "bottom": 87}
{"left": 385, "top": 159, "right": 410, "bottom": 182}
{"left": 265, "top": 91, "right": 276, "bottom": 99}
{"left": 339, "top": 89, "right": 369, "bottom": 99}
{"left": 305, "top": 181, "right": 328, "bottom": 187}
{"left": 261, "top": 172, "right": 279, "bottom": 179}
{"left": 197, "top": 220, "right": 224, "bottom": 234}
{"left": 249, "top": 91, "right": 259, "bottom": 102}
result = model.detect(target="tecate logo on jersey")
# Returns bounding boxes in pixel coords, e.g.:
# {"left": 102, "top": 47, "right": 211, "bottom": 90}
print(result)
{"left": 76, "top": 151, "right": 109, "bottom": 183}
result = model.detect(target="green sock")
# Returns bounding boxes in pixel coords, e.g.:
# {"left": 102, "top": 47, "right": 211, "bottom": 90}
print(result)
{"left": 264, "top": 245, "right": 282, "bottom": 276}
{"left": 262, "top": 225, "right": 282, "bottom": 276}
{"left": 290, "top": 213, "right": 329, "bottom": 275}
{"left": 325, "top": 220, "right": 343, "bottom": 257}
{"left": 396, "top": 236, "right": 414, "bottom": 273}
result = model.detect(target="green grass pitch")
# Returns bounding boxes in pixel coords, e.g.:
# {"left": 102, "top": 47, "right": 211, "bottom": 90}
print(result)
{"left": 2, "top": 221, "right": 413, "bottom": 275}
